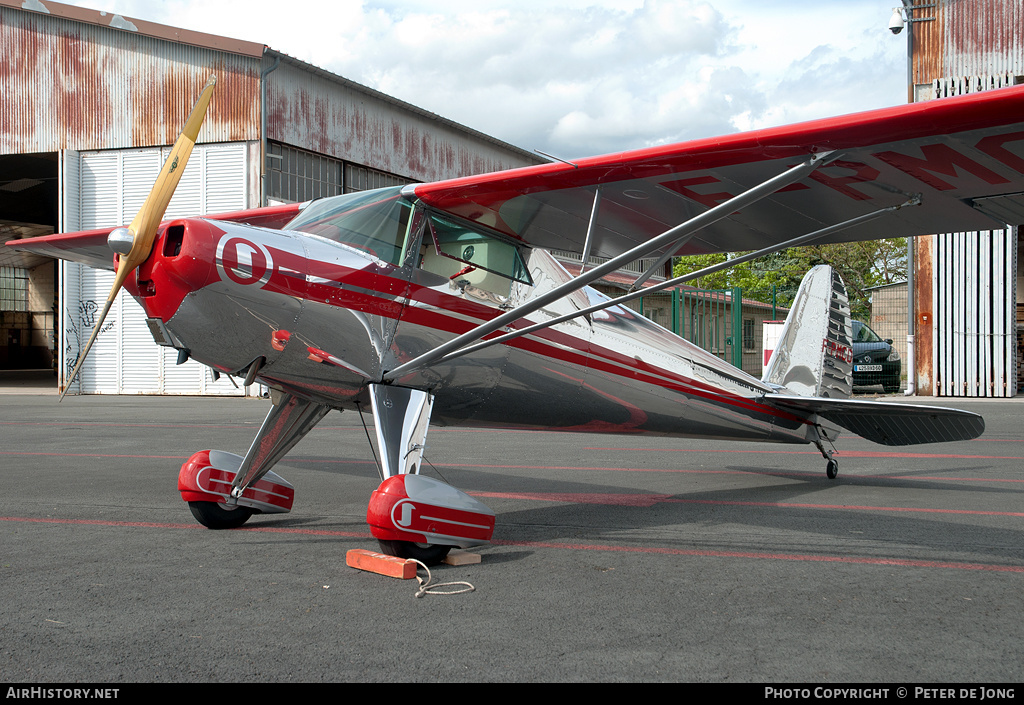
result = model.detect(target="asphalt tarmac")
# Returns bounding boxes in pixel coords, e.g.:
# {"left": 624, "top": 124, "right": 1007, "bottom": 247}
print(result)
{"left": 1, "top": 393, "right": 1021, "bottom": 683}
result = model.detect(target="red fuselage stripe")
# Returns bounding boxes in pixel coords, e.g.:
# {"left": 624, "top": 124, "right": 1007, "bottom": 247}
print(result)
{"left": 255, "top": 247, "right": 801, "bottom": 423}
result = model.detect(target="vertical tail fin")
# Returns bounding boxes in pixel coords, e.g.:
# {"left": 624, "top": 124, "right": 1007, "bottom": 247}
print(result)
{"left": 762, "top": 265, "right": 853, "bottom": 398}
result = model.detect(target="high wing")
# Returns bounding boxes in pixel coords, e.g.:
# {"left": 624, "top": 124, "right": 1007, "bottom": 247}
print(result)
{"left": 13, "top": 85, "right": 1024, "bottom": 270}
{"left": 7, "top": 202, "right": 303, "bottom": 271}
{"left": 407, "top": 83, "right": 1024, "bottom": 260}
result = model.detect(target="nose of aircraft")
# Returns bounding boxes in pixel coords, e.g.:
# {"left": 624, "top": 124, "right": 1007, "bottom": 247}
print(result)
{"left": 122, "top": 218, "right": 224, "bottom": 322}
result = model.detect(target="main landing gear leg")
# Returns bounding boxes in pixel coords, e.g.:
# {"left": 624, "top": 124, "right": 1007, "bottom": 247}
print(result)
{"left": 365, "top": 384, "right": 494, "bottom": 565}
{"left": 813, "top": 424, "right": 840, "bottom": 480}
{"left": 179, "top": 389, "right": 331, "bottom": 528}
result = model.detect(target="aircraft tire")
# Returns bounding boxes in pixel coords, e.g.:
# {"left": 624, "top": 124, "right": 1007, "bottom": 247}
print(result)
{"left": 378, "top": 539, "right": 451, "bottom": 566}
{"left": 826, "top": 459, "right": 839, "bottom": 479}
{"left": 188, "top": 501, "right": 254, "bottom": 529}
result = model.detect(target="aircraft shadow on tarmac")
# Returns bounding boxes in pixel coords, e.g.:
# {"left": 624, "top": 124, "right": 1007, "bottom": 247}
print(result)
{"left": 244, "top": 458, "right": 1024, "bottom": 567}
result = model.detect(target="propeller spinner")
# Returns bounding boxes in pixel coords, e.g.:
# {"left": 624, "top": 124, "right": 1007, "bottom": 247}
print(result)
{"left": 62, "top": 76, "right": 217, "bottom": 401}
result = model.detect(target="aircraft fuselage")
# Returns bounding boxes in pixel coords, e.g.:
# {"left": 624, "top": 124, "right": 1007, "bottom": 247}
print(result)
{"left": 125, "top": 188, "right": 815, "bottom": 445}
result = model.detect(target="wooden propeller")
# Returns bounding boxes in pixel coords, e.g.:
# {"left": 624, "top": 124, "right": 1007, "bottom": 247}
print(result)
{"left": 62, "top": 76, "right": 217, "bottom": 401}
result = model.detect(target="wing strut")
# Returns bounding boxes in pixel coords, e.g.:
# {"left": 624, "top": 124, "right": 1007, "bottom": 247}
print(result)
{"left": 420, "top": 195, "right": 921, "bottom": 365}
{"left": 382, "top": 151, "right": 837, "bottom": 383}
{"left": 578, "top": 186, "right": 603, "bottom": 275}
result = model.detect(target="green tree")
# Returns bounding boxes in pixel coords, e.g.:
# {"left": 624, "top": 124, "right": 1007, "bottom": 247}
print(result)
{"left": 673, "top": 239, "right": 906, "bottom": 321}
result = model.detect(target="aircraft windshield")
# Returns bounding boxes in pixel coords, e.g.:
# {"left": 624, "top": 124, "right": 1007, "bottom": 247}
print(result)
{"left": 285, "top": 187, "right": 411, "bottom": 265}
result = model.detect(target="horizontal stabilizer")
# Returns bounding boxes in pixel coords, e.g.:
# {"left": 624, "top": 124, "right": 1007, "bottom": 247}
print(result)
{"left": 3, "top": 202, "right": 303, "bottom": 271}
{"left": 7, "top": 228, "right": 117, "bottom": 270}
{"left": 764, "top": 394, "right": 984, "bottom": 446}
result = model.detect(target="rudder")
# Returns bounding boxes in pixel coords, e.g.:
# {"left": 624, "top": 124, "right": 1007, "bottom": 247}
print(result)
{"left": 762, "top": 265, "right": 853, "bottom": 398}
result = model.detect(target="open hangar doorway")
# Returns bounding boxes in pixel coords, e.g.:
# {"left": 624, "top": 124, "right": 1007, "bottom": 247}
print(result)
{"left": 0, "top": 152, "right": 58, "bottom": 384}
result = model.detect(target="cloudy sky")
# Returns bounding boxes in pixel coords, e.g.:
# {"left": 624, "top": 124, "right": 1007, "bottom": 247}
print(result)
{"left": 59, "top": 0, "right": 911, "bottom": 159}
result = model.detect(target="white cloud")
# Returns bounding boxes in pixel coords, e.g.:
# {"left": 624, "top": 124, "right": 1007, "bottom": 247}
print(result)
{"left": 56, "top": 0, "right": 909, "bottom": 157}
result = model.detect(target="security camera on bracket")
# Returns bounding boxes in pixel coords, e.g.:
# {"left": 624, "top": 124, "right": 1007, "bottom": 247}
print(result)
{"left": 889, "top": 8, "right": 905, "bottom": 34}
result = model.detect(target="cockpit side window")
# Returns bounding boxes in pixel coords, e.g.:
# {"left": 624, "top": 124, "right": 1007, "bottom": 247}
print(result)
{"left": 285, "top": 187, "right": 412, "bottom": 265}
{"left": 418, "top": 210, "right": 533, "bottom": 296}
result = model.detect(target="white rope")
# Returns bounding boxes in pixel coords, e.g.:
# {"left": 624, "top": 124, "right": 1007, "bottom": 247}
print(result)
{"left": 411, "top": 560, "right": 475, "bottom": 598}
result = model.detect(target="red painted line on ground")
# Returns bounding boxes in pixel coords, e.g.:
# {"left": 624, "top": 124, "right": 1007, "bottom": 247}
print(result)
{"left": 5, "top": 516, "right": 1021, "bottom": 574}
{"left": 0, "top": 514, "right": 368, "bottom": 536}
{"left": 459, "top": 462, "right": 719, "bottom": 473}
{"left": 6, "top": 451, "right": 1022, "bottom": 484}
{"left": 491, "top": 539, "right": 1024, "bottom": 574}
{"left": 585, "top": 447, "right": 1024, "bottom": 460}
{"left": 456, "top": 462, "right": 1024, "bottom": 483}
{"left": 897, "top": 476, "right": 1024, "bottom": 483}
{"left": 0, "top": 421, "right": 240, "bottom": 428}
{"left": 0, "top": 421, "right": 360, "bottom": 431}
{"left": 469, "top": 491, "right": 1024, "bottom": 516}
{"left": 2, "top": 451, "right": 188, "bottom": 460}
{"left": 470, "top": 491, "right": 673, "bottom": 507}
{"left": 662, "top": 498, "right": 1024, "bottom": 517}
{"left": 1, "top": 516, "right": 202, "bottom": 529}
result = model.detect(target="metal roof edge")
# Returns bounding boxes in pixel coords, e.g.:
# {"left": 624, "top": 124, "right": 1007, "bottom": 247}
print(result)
{"left": 3, "top": 1, "right": 541, "bottom": 164}
{"left": 2, "top": 0, "right": 266, "bottom": 58}
{"left": 866, "top": 281, "right": 909, "bottom": 291}
{"left": 265, "top": 49, "right": 543, "bottom": 165}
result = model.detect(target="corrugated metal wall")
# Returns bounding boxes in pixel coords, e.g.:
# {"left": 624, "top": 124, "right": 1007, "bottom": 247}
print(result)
{"left": 1, "top": 3, "right": 540, "bottom": 188}
{"left": 0, "top": 4, "right": 260, "bottom": 154}
{"left": 912, "top": 0, "right": 1024, "bottom": 86}
{"left": 3, "top": 1, "right": 545, "bottom": 396}
{"left": 264, "top": 56, "right": 541, "bottom": 183}
{"left": 912, "top": 0, "right": 1022, "bottom": 396}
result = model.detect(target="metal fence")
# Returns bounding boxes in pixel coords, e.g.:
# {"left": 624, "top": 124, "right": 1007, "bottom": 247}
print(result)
{"left": 669, "top": 287, "right": 746, "bottom": 372}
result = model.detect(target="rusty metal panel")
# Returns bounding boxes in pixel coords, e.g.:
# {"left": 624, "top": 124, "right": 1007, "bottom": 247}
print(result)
{"left": 264, "top": 55, "right": 541, "bottom": 183}
{"left": 915, "top": 236, "right": 934, "bottom": 393}
{"left": 944, "top": 0, "right": 1024, "bottom": 79}
{"left": 914, "top": 0, "right": 1024, "bottom": 85}
{"left": 912, "top": 0, "right": 1021, "bottom": 397}
{"left": 910, "top": 0, "right": 947, "bottom": 88}
{"left": 0, "top": 4, "right": 260, "bottom": 154}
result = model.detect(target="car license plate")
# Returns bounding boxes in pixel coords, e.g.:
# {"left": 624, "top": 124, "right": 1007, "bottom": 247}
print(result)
{"left": 855, "top": 364, "right": 882, "bottom": 372}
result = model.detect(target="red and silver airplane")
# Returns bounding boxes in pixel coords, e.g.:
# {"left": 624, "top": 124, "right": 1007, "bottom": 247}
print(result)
{"left": 10, "top": 77, "right": 1024, "bottom": 563}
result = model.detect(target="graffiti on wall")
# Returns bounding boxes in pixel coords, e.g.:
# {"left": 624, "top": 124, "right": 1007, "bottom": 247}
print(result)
{"left": 64, "top": 299, "right": 115, "bottom": 375}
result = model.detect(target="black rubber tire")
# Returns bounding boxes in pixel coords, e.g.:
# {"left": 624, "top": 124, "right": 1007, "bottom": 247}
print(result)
{"left": 377, "top": 539, "right": 452, "bottom": 566}
{"left": 826, "top": 459, "right": 839, "bottom": 480}
{"left": 188, "top": 501, "right": 254, "bottom": 529}
{"left": 883, "top": 383, "right": 901, "bottom": 394}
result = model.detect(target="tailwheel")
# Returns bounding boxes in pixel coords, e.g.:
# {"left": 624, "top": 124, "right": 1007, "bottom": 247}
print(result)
{"left": 188, "top": 501, "right": 254, "bottom": 530}
{"left": 377, "top": 539, "right": 451, "bottom": 566}
{"left": 826, "top": 459, "right": 839, "bottom": 480}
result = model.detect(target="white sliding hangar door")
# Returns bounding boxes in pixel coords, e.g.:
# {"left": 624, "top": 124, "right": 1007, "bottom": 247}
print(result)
{"left": 927, "top": 75, "right": 1019, "bottom": 398}
{"left": 60, "top": 143, "right": 254, "bottom": 396}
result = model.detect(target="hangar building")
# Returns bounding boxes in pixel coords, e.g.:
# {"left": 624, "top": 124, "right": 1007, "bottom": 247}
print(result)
{"left": 903, "top": 0, "right": 1024, "bottom": 396}
{"left": 0, "top": 0, "right": 542, "bottom": 395}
